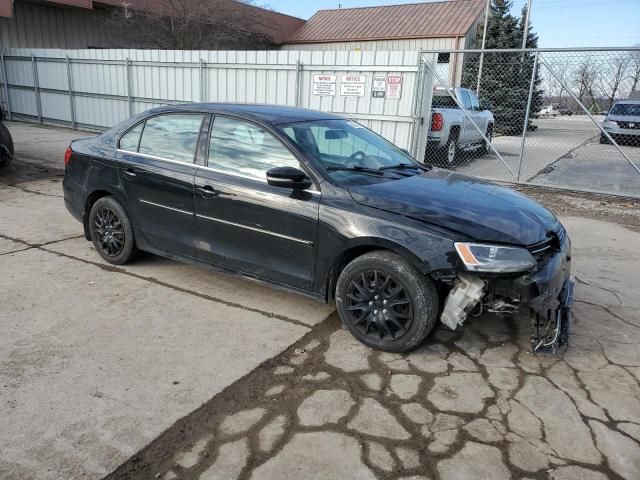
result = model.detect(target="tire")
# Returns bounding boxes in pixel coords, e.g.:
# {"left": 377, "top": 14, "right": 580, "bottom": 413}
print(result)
{"left": 599, "top": 134, "right": 610, "bottom": 144}
{"left": 481, "top": 124, "right": 493, "bottom": 154}
{"left": 0, "top": 123, "right": 14, "bottom": 168}
{"left": 88, "top": 196, "right": 136, "bottom": 265}
{"left": 436, "top": 132, "right": 460, "bottom": 167}
{"left": 335, "top": 251, "right": 439, "bottom": 353}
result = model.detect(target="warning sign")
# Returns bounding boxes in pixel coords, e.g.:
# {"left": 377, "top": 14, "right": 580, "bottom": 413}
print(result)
{"left": 372, "top": 74, "right": 386, "bottom": 98}
{"left": 386, "top": 74, "right": 403, "bottom": 99}
{"left": 340, "top": 74, "right": 367, "bottom": 97}
{"left": 312, "top": 74, "right": 336, "bottom": 96}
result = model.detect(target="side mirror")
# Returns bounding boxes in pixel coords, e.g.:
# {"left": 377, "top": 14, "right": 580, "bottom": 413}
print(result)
{"left": 601, "top": 110, "right": 609, "bottom": 116}
{"left": 266, "top": 166, "right": 312, "bottom": 190}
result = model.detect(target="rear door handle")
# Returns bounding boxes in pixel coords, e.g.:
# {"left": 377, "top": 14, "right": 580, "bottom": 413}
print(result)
{"left": 124, "top": 168, "right": 137, "bottom": 179}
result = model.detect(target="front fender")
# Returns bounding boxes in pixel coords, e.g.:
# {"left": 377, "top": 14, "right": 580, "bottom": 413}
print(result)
{"left": 315, "top": 201, "right": 459, "bottom": 299}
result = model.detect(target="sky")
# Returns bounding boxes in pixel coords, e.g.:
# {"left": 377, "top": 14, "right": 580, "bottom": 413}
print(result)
{"left": 269, "top": 0, "right": 640, "bottom": 48}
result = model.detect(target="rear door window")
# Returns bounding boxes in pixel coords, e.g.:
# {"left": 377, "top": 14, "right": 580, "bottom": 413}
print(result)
{"left": 138, "top": 114, "right": 205, "bottom": 163}
{"left": 208, "top": 116, "right": 300, "bottom": 182}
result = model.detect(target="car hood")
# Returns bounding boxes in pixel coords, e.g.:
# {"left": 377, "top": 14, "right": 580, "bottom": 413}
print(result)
{"left": 607, "top": 114, "right": 640, "bottom": 123}
{"left": 349, "top": 169, "right": 559, "bottom": 246}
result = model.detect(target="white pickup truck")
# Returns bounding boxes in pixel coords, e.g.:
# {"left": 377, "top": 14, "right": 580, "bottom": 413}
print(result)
{"left": 425, "top": 88, "right": 494, "bottom": 166}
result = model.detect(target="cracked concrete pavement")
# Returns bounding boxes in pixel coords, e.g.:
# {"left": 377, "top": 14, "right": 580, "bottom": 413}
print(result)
{"left": 2, "top": 122, "right": 640, "bottom": 480}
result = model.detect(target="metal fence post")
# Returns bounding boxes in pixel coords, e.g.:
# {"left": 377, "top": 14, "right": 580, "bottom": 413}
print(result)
{"left": 516, "top": 50, "right": 539, "bottom": 181}
{"left": 65, "top": 56, "right": 76, "bottom": 130}
{"left": 31, "top": 54, "right": 42, "bottom": 124}
{"left": 294, "top": 60, "right": 302, "bottom": 107}
{"left": 0, "top": 51, "right": 11, "bottom": 120}
{"left": 199, "top": 58, "right": 205, "bottom": 102}
{"left": 126, "top": 58, "right": 133, "bottom": 117}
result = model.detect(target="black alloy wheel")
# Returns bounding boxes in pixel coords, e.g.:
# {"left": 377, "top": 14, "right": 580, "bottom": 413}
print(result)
{"left": 89, "top": 196, "right": 136, "bottom": 265}
{"left": 94, "top": 206, "right": 125, "bottom": 257}
{"left": 335, "top": 251, "right": 439, "bottom": 352}
{"left": 344, "top": 270, "right": 413, "bottom": 341}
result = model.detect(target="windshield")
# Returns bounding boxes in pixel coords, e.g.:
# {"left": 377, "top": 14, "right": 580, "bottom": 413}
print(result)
{"left": 610, "top": 103, "right": 640, "bottom": 117}
{"left": 280, "top": 119, "right": 423, "bottom": 186}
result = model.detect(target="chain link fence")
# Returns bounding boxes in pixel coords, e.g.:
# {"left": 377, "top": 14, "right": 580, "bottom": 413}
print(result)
{"left": 418, "top": 48, "right": 640, "bottom": 198}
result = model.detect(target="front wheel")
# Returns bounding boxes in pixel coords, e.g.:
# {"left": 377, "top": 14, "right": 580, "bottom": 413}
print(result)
{"left": 89, "top": 196, "right": 136, "bottom": 265}
{"left": 335, "top": 251, "right": 439, "bottom": 352}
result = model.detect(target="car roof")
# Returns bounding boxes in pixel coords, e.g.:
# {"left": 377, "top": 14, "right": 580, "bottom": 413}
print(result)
{"left": 145, "top": 103, "right": 344, "bottom": 125}
{"left": 613, "top": 100, "right": 640, "bottom": 105}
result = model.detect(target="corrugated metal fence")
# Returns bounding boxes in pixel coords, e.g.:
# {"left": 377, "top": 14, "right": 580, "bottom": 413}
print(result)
{"left": 0, "top": 48, "right": 421, "bottom": 152}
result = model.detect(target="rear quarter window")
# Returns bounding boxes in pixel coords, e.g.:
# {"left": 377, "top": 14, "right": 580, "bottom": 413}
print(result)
{"left": 119, "top": 123, "right": 143, "bottom": 151}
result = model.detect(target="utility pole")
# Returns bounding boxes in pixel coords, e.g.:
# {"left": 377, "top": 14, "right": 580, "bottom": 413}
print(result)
{"left": 521, "top": 0, "right": 532, "bottom": 49}
{"left": 476, "top": 0, "right": 491, "bottom": 94}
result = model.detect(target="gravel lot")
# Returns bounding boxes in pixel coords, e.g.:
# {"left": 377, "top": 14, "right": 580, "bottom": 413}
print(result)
{"left": 1, "top": 122, "right": 639, "bottom": 480}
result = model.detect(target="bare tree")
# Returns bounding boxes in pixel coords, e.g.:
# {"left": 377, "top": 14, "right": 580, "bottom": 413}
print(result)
{"left": 105, "top": 0, "right": 276, "bottom": 50}
{"left": 573, "top": 59, "right": 598, "bottom": 111}
{"left": 542, "top": 61, "right": 571, "bottom": 107}
{"left": 597, "top": 54, "right": 629, "bottom": 108}
{"left": 628, "top": 49, "right": 640, "bottom": 96}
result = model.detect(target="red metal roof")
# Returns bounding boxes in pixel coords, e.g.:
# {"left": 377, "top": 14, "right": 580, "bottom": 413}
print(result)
{"left": 285, "top": 0, "right": 485, "bottom": 44}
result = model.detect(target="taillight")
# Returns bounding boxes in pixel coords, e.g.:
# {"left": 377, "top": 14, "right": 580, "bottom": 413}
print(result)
{"left": 64, "top": 146, "right": 72, "bottom": 166}
{"left": 431, "top": 112, "right": 444, "bottom": 132}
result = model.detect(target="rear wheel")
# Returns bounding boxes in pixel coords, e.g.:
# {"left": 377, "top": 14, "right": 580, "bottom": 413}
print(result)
{"left": 0, "top": 123, "right": 14, "bottom": 168}
{"left": 89, "top": 196, "right": 136, "bottom": 265}
{"left": 335, "top": 251, "right": 439, "bottom": 352}
{"left": 481, "top": 124, "right": 493, "bottom": 154}
{"left": 442, "top": 134, "right": 460, "bottom": 166}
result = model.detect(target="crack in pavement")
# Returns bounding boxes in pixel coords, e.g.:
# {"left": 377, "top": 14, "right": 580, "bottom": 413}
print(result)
{"left": 102, "top": 307, "right": 639, "bottom": 480}
{"left": 0, "top": 232, "right": 314, "bottom": 330}
{"left": 574, "top": 299, "right": 640, "bottom": 329}
{"left": 3, "top": 183, "right": 64, "bottom": 197}
{"left": 0, "top": 231, "right": 315, "bottom": 330}
{"left": 574, "top": 275, "right": 623, "bottom": 304}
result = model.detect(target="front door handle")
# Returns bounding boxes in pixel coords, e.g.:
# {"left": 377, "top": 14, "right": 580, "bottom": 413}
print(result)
{"left": 196, "top": 185, "right": 217, "bottom": 198}
{"left": 124, "top": 168, "right": 137, "bottom": 179}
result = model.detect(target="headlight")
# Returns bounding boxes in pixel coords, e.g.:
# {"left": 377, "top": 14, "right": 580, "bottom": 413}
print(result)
{"left": 454, "top": 242, "right": 536, "bottom": 273}
{"left": 603, "top": 120, "right": 616, "bottom": 129}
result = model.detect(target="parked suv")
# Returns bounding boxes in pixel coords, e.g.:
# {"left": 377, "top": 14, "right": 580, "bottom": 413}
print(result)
{"left": 425, "top": 88, "right": 494, "bottom": 166}
{"left": 63, "top": 104, "right": 572, "bottom": 353}
{"left": 600, "top": 100, "right": 640, "bottom": 146}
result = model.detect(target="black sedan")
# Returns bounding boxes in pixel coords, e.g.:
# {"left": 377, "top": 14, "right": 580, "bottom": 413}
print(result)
{"left": 63, "top": 104, "right": 573, "bottom": 353}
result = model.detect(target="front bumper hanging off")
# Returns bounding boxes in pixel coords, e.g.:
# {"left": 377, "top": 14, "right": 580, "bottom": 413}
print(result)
{"left": 439, "top": 234, "right": 574, "bottom": 353}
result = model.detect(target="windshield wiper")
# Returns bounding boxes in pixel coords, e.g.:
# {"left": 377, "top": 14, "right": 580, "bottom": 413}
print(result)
{"left": 377, "top": 163, "right": 430, "bottom": 172}
{"left": 327, "top": 165, "right": 386, "bottom": 176}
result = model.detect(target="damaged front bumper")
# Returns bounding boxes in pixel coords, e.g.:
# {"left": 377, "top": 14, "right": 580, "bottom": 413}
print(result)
{"left": 440, "top": 233, "right": 574, "bottom": 352}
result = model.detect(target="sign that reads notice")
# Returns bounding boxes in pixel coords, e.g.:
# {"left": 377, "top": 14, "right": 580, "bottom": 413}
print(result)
{"left": 340, "top": 74, "right": 367, "bottom": 97}
{"left": 386, "top": 74, "right": 403, "bottom": 99}
{"left": 312, "top": 74, "right": 336, "bottom": 96}
{"left": 372, "top": 74, "right": 386, "bottom": 98}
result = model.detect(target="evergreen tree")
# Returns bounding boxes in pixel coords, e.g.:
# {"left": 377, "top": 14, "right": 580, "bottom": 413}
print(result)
{"left": 461, "top": 0, "right": 543, "bottom": 134}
